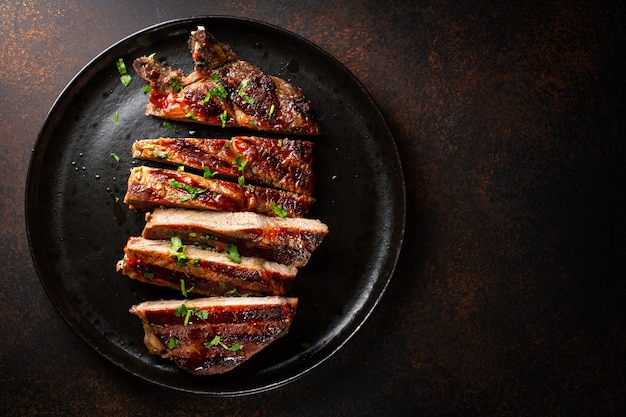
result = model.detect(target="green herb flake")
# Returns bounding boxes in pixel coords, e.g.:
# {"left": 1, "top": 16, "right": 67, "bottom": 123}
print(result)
{"left": 170, "top": 179, "right": 208, "bottom": 201}
{"left": 169, "top": 77, "right": 182, "bottom": 93}
{"left": 110, "top": 110, "right": 119, "bottom": 125}
{"left": 195, "top": 310, "right": 208, "bottom": 320}
{"left": 270, "top": 202, "right": 289, "bottom": 218}
{"left": 170, "top": 236, "right": 188, "bottom": 266}
{"left": 142, "top": 271, "right": 154, "bottom": 281}
{"left": 201, "top": 163, "right": 216, "bottom": 178}
{"left": 269, "top": 104, "right": 275, "bottom": 119}
{"left": 277, "top": 138, "right": 283, "bottom": 147}
{"left": 203, "top": 335, "right": 242, "bottom": 351}
{"left": 233, "top": 154, "right": 248, "bottom": 171}
{"left": 205, "top": 335, "right": 221, "bottom": 348}
{"left": 110, "top": 152, "right": 121, "bottom": 162}
{"left": 185, "top": 112, "right": 198, "bottom": 120}
{"left": 141, "top": 85, "right": 152, "bottom": 93}
{"left": 163, "top": 121, "right": 174, "bottom": 130}
{"left": 237, "top": 175, "right": 246, "bottom": 186}
{"left": 237, "top": 78, "right": 254, "bottom": 104}
{"left": 211, "top": 73, "right": 220, "bottom": 81}
{"left": 174, "top": 303, "right": 208, "bottom": 325}
{"left": 194, "top": 61, "right": 207, "bottom": 67}
{"left": 180, "top": 279, "right": 195, "bottom": 297}
{"left": 218, "top": 110, "right": 228, "bottom": 128}
{"left": 167, "top": 337, "right": 180, "bottom": 349}
{"left": 225, "top": 244, "right": 241, "bottom": 264}
{"left": 116, "top": 58, "right": 132, "bottom": 87}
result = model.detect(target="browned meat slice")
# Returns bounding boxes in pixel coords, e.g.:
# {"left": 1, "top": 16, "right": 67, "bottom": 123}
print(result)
{"left": 116, "top": 236, "right": 298, "bottom": 296}
{"left": 142, "top": 208, "right": 328, "bottom": 267}
{"left": 129, "top": 297, "right": 297, "bottom": 375}
{"left": 133, "top": 26, "right": 320, "bottom": 135}
{"left": 132, "top": 136, "right": 315, "bottom": 196}
{"left": 123, "top": 166, "right": 315, "bottom": 217}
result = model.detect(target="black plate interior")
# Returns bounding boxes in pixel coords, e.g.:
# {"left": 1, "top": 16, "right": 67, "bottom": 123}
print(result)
{"left": 26, "top": 16, "right": 405, "bottom": 395}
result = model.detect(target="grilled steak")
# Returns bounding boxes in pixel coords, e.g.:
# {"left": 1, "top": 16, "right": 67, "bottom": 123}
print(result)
{"left": 133, "top": 26, "right": 320, "bottom": 135}
{"left": 123, "top": 166, "right": 315, "bottom": 217}
{"left": 132, "top": 136, "right": 315, "bottom": 196}
{"left": 116, "top": 236, "right": 298, "bottom": 296}
{"left": 129, "top": 297, "right": 298, "bottom": 375}
{"left": 142, "top": 208, "right": 328, "bottom": 267}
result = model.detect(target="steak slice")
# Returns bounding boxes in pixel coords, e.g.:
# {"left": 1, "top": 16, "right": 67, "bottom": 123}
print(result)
{"left": 132, "top": 136, "right": 315, "bottom": 196}
{"left": 129, "top": 297, "right": 297, "bottom": 375}
{"left": 123, "top": 166, "right": 315, "bottom": 217}
{"left": 133, "top": 26, "right": 320, "bottom": 135}
{"left": 142, "top": 208, "right": 328, "bottom": 267}
{"left": 116, "top": 236, "right": 298, "bottom": 296}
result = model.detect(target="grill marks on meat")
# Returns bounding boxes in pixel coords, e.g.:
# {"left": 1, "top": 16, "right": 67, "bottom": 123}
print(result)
{"left": 143, "top": 208, "right": 328, "bottom": 267}
{"left": 117, "top": 237, "right": 298, "bottom": 296}
{"left": 132, "top": 136, "right": 315, "bottom": 196}
{"left": 129, "top": 297, "right": 297, "bottom": 375}
{"left": 123, "top": 166, "right": 315, "bottom": 217}
{"left": 133, "top": 26, "right": 320, "bottom": 135}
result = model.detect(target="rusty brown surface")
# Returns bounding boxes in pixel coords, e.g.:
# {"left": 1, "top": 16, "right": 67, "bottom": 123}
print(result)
{"left": 1, "top": 0, "right": 626, "bottom": 415}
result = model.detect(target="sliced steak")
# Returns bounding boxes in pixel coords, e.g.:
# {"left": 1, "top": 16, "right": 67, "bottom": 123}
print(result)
{"left": 116, "top": 236, "right": 298, "bottom": 296}
{"left": 129, "top": 297, "right": 297, "bottom": 375}
{"left": 123, "top": 166, "right": 315, "bottom": 217}
{"left": 132, "top": 136, "right": 315, "bottom": 196}
{"left": 142, "top": 208, "right": 328, "bottom": 267}
{"left": 133, "top": 26, "right": 320, "bottom": 135}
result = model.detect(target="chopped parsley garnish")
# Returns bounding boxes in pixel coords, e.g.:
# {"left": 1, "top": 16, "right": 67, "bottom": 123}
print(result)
{"left": 169, "top": 77, "right": 182, "bottom": 93}
{"left": 269, "top": 104, "right": 275, "bottom": 119}
{"left": 110, "top": 152, "right": 120, "bottom": 162}
{"left": 170, "top": 236, "right": 188, "bottom": 266}
{"left": 110, "top": 110, "right": 119, "bottom": 125}
{"left": 237, "top": 78, "right": 254, "bottom": 104}
{"left": 141, "top": 85, "right": 152, "bottom": 93}
{"left": 218, "top": 110, "right": 228, "bottom": 128}
{"left": 170, "top": 179, "right": 207, "bottom": 201}
{"left": 180, "top": 279, "right": 195, "bottom": 297}
{"left": 204, "top": 82, "right": 228, "bottom": 103}
{"left": 277, "top": 138, "right": 283, "bottom": 147}
{"left": 203, "top": 335, "right": 243, "bottom": 351}
{"left": 194, "top": 61, "right": 207, "bottom": 67}
{"left": 211, "top": 73, "right": 220, "bottom": 81}
{"left": 225, "top": 244, "right": 241, "bottom": 264}
{"left": 270, "top": 202, "right": 288, "bottom": 218}
{"left": 142, "top": 271, "right": 154, "bottom": 281}
{"left": 233, "top": 154, "right": 248, "bottom": 171}
{"left": 115, "top": 58, "right": 132, "bottom": 87}
{"left": 185, "top": 112, "right": 198, "bottom": 120}
{"left": 174, "top": 303, "right": 208, "bottom": 325}
{"left": 237, "top": 175, "right": 246, "bottom": 186}
{"left": 162, "top": 121, "right": 174, "bottom": 130}
{"left": 156, "top": 151, "right": 169, "bottom": 159}
{"left": 167, "top": 337, "right": 180, "bottom": 349}
{"left": 201, "top": 163, "right": 216, "bottom": 178}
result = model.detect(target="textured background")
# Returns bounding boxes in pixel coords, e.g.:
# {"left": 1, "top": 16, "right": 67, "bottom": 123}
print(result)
{"left": 1, "top": 0, "right": 625, "bottom": 415}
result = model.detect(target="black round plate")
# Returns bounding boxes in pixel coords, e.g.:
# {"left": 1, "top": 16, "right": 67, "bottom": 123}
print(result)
{"left": 26, "top": 16, "right": 405, "bottom": 395}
